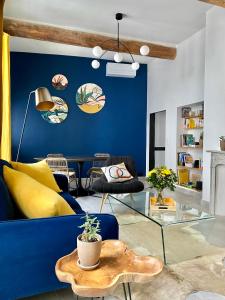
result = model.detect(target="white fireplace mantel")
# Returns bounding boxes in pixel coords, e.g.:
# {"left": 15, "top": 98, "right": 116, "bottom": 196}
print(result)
{"left": 207, "top": 150, "right": 225, "bottom": 215}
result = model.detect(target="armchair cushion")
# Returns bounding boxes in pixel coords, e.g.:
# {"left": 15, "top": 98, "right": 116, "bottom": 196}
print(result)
{"left": 11, "top": 160, "right": 61, "bottom": 193}
{"left": 92, "top": 156, "right": 144, "bottom": 194}
{"left": 92, "top": 176, "right": 144, "bottom": 194}
{"left": 102, "top": 162, "right": 133, "bottom": 183}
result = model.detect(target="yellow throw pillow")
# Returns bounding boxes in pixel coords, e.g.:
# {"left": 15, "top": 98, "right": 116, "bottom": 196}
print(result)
{"left": 3, "top": 166, "right": 75, "bottom": 219}
{"left": 11, "top": 160, "right": 61, "bottom": 193}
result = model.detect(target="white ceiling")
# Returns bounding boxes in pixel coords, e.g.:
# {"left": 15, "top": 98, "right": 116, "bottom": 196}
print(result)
{"left": 4, "top": 0, "right": 211, "bottom": 46}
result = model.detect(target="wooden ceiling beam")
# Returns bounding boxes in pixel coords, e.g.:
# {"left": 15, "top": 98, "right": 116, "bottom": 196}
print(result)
{"left": 3, "top": 18, "right": 177, "bottom": 60}
{"left": 199, "top": 0, "right": 225, "bottom": 8}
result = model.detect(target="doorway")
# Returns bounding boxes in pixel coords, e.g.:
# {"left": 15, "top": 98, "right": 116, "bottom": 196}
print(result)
{"left": 149, "top": 110, "right": 166, "bottom": 170}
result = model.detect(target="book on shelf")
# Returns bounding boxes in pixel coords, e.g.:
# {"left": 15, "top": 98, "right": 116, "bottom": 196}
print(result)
{"left": 183, "top": 117, "right": 204, "bottom": 129}
{"left": 181, "top": 134, "right": 195, "bottom": 147}
{"left": 177, "top": 152, "right": 203, "bottom": 169}
{"left": 177, "top": 168, "right": 189, "bottom": 185}
{"left": 177, "top": 152, "right": 191, "bottom": 166}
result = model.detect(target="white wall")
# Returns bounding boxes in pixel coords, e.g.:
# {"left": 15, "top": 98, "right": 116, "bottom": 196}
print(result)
{"left": 203, "top": 7, "right": 225, "bottom": 202}
{"left": 146, "top": 29, "right": 205, "bottom": 173}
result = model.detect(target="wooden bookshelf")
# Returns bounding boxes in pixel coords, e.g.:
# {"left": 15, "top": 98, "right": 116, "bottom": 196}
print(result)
{"left": 182, "top": 127, "right": 203, "bottom": 130}
{"left": 177, "top": 102, "right": 204, "bottom": 193}
{"left": 177, "top": 166, "right": 203, "bottom": 171}
{"left": 178, "top": 147, "right": 203, "bottom": 150}
{"left": 183, "top": 115, "right": 204, "bottom": 119}
{"left": 176, "top": 184, "right": 202, "bottom": 193}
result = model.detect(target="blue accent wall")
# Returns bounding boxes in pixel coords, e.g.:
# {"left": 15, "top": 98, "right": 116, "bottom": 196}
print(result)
{"left": 10, "top": 52, "right": 147, "bottom": 175}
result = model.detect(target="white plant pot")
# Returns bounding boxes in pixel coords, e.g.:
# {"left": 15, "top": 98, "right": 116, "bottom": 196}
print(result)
{"left": 77, "top": 234, "right": 102, "bottom": 268}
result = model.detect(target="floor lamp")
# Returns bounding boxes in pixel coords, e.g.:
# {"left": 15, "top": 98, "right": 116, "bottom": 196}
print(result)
{"left": 16, "top": 87, "right": 54, "bottom": 162}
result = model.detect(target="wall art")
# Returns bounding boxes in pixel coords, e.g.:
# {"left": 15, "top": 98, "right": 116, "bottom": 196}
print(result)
{"left": 41, "top": 96, "right": 68, "bottom": 124}
{"left": 52, "top": 74, "right": 68, "bottom": 90}
{"left": 76, "top": 83, "right": 105, "bottom": 114}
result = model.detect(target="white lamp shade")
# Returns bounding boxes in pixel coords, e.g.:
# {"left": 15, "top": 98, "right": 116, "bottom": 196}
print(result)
{"left": 92, "top": 46, "right": 103, "bottom": 58}
{"left": 114, "top": 52, "right": 123, "bottom": 63}
{"left": 91, "top": 59, "right": 100, "bottom": 69}
{"left": 131, "top": 62, "right": 140, "bottom": 71}
{"left": 140, "top": 45, "right": 150, "bottom": 56}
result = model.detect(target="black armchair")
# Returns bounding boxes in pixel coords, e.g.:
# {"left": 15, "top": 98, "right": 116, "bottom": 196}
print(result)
{"left": 92, "top": 156, "right": 144, "bottom": 212}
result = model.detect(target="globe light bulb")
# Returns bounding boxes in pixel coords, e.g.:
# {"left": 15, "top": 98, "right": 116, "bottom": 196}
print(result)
{"left": 91, "top": 59, "right": 100, "bottom": 69}
{"left": 114, "top": 52, "right": 123, "bottom": 63}
{"left": 140, "top": 45, "right": 150, "bottom": 56}
{"left": 92, "top": 46, "right": 103, "bottom": 58}
{"left": 131, "top": 62, "right": 140, "bottom": 71}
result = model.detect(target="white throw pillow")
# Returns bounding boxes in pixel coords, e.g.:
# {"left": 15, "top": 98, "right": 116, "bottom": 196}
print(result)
{"left": 101, "top": 162, "right": 133, "bottom": 183}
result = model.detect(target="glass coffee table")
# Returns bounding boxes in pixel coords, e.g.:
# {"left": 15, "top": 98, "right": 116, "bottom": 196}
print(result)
{"left": 111, "top": 189, "right": 215, "bottom": 264}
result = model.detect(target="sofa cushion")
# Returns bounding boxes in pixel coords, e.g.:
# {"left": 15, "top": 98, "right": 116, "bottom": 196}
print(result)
{"left": 59, "top": 192, "right": 84, "bottom": 214}
{"left": 0, "top": 176, "right": 15, "bottom": 220}
{"left": 3, "top": 166, "right": 75, "bottom": 218}
{"left": 11, "top": 160, "right": 61, "bottom": 193}
{"left": 0, "top": 159, "right": 12, "bottom": 177}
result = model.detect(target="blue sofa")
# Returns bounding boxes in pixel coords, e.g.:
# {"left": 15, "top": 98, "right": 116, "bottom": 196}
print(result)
{"left": 0, "top": 160, "right": 119, "bottom": 300}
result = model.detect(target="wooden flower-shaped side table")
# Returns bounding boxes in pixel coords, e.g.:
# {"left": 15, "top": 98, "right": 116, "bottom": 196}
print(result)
{"left": 55, "top": 240, "right": 163, "bottom": 300}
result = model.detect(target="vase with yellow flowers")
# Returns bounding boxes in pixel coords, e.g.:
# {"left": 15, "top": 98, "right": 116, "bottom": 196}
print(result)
{"left": 146, "top": 166, "right": 177, "bottom": 205}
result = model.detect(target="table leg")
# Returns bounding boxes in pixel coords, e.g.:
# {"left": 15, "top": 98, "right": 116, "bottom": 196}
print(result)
{"left": 127, "top": 283, "right": 132, "bottom": 300}
{"left": 161, "top": 226, "right": 167, "bottom": 265}
{"left": 70, "top": 161, "right": 90, "bottom": 197}
{"left": 123, "top": 283, "right": 128, "bottom": 300}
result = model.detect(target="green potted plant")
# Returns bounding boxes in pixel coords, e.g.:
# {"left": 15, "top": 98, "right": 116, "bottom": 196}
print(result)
{"left": 77, "top": 213, "right": 101, "bottom": 269}
{"left": 219, "top": 136, "right": 225, "bottom": 151}
{"left": 146, "top": 166, "right": 177, "bottom": 205}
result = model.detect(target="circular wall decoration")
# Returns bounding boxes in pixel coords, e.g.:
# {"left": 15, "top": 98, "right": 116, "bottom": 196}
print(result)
{"left": 41, "top": 96, "right": 68, "bottom": 124}
{"left": 52, "top": 74, "right": 68, "bottom": 90}
{"left": 76, "top": 83, "right": 106, "bottom": 114}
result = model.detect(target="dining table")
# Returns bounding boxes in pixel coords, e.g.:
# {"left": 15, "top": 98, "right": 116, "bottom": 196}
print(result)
{"left": 34, "top": 156, "right": 108, "bottom": 197}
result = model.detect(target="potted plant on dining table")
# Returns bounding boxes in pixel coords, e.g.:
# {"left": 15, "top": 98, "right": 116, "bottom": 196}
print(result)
{"left": 146, "top": 166, "right": 177, "bottom": 206}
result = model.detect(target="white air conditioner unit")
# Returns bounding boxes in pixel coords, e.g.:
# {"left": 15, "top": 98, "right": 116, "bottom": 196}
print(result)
{"left": 106, "top": 62, "right": 136, "bottom": 78}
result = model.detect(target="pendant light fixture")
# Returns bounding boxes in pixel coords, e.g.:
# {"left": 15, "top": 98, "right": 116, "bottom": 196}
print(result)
{"left": 91, "top": 13, "right": 150, "bottom": 72}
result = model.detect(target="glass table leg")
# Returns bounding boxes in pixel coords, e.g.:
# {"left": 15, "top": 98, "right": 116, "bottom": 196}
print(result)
{"left": 122, "top": 283, "right": 132, "bottom": 300}
{"left": 127, "top": 283, "right": 132, "bottom": 300}
{"left": 161, "top": 226, "right": 167, "bottom": 264}
{"left": 123, "top": 283, "right": 128, "bottom": 300}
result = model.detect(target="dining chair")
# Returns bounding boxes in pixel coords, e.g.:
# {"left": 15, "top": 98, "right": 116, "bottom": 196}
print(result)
{"left": 46, "top": 155, "right": 77, "bottom": 191}
{"left": 85, "top": 153, "right": 110, "bottom": 191}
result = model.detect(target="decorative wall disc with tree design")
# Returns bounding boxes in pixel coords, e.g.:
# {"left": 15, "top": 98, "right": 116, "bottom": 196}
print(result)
{"left": 41, "top": 96, "right": 68, "bottom": 124}
{"left": 52, "top": 74, "right": 68, "bottom": 90}
{"left": 76, "top": 83, "right": 106, "bottom": 114}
